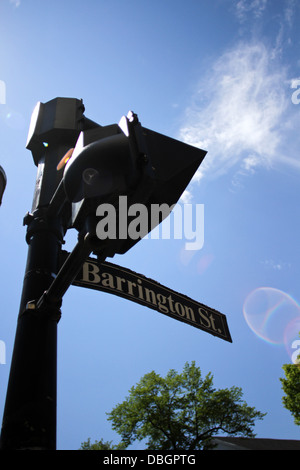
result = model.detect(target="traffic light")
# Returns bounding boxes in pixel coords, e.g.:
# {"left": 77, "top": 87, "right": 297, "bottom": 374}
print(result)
{"left": 61, "top": 111, "right": 153, "bottom": 204}
{"left": 60, "top": 110, "right": 207, "bottom": 257}
{"left": 25, "top": 97, "right": 100, "bottom": 211}
{"left": 26, "top": 98, "right": 86, "bottom": 166}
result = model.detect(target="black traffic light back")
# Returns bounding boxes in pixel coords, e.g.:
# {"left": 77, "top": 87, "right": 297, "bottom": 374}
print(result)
{"left": 114, "top": 126, "right": 207, "bottom": 255}
{"left": 25, "top": 97, "right": 100, "bottom": 210}
{"left": 26, "top": 98, "right": 89, "bottom": 166}
{"left": 62, "top": 112, "right": 156, "bottom": 238}
{"left": 62, "top": 116, "right": 150, "bottom": 204}
{"left": 61, "top": 110, "right": 206, "bottom": 257}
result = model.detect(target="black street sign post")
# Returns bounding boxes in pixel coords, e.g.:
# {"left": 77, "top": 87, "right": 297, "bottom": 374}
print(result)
{"left": 0, "top": 97, "right": 231, "bottom": 450}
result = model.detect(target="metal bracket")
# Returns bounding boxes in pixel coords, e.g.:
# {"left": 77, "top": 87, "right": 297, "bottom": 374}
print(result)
{"left": 23, "top": 208, "right": 65, "bottom": 245}
{"left": 23, "top": 297, "right": 62, "bottom": 323}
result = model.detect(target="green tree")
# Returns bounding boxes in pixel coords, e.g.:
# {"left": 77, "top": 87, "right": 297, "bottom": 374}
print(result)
{"left": 280, "top": 363, "right": 300, "bottom": 426}
{"left": 80, "top": 437, "right": 126, "bottom": 450}
{"left": 106, "top": 361, "right": 265, "bottom": 450}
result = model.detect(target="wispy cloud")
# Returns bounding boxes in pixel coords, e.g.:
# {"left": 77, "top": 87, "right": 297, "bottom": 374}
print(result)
{"left": 235, "top": 0, "right": 268, "bottom": 22}
{"left": 178, "top": 1, "right": 300, "bottom": 199}
{"left": 180, "top": 42, "right": 289, "bottom": 182}
{"left": 261, "top": 259, "right": 292, "bottom": 271}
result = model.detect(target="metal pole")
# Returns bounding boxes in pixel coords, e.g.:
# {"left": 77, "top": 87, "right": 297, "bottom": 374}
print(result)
{"left": 0, "top": 98, "right": 100, "bottom": 449}
{"left": 0, "top": 146, "right": 67, "bottom": 449}
{"left": 0, "top": 213, "right": 63, "bottom": 449}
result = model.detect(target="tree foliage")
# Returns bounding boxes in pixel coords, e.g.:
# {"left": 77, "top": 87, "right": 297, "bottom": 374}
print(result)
{"left": 280, "top": 363, "right": 300, "bottom": 426}
{"left": 80, "top": 437, "right": 126, "bottom": 450}
{"left": 106, "top": 361, "right": 265, "bottom": 450}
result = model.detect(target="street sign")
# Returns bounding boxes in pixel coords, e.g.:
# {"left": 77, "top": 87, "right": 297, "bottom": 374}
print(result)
{"left": 60, "top": 251, "right": 232, "bottom": 343}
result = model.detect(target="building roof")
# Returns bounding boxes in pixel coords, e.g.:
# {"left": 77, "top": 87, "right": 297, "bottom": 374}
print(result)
{"left": 212, "top": 437, "right": 300, "bottom": 450}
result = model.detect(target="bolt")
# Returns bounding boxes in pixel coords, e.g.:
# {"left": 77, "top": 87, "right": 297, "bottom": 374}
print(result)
{"left": 26, "top": 301, "right": 36, "bottom": 310}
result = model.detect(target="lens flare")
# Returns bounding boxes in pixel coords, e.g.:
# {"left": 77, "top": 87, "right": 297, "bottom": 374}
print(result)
{"left": 5, "top": 109, "right": 25, "bottom": 130}
{"left": 57, "top": 148, "right": 74, "bottom": 171}
{"left": 243, "top": 287, "right": 300, "bottom": 351}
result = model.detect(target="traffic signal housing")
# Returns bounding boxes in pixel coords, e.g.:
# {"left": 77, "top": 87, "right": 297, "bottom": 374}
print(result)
{"left": 62, "top": 111, "right": 154, "bottom": 205}
{"left": 61, "top": 111, "right": 207, "bottom": 257}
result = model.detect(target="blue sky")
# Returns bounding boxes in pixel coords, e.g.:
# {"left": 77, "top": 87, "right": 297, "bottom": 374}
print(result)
{"left": 0, "top": 0, "right": 300, "bottom": 450}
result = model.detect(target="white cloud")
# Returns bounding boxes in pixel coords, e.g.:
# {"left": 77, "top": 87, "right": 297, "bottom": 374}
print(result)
{"left": 179, "top": 190, "right": 193, "bottom": 204}
{"left": 261, "top": 259, "right": 292, "bottom": 271}
{"left": 235, "top": 0, "right": 268, "bottom": 22}
{"left": 285, "top": 0, "right": 296, "bottom": 26}
{"left": 179, "top": 41, "right": 295, "bottom": 186}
